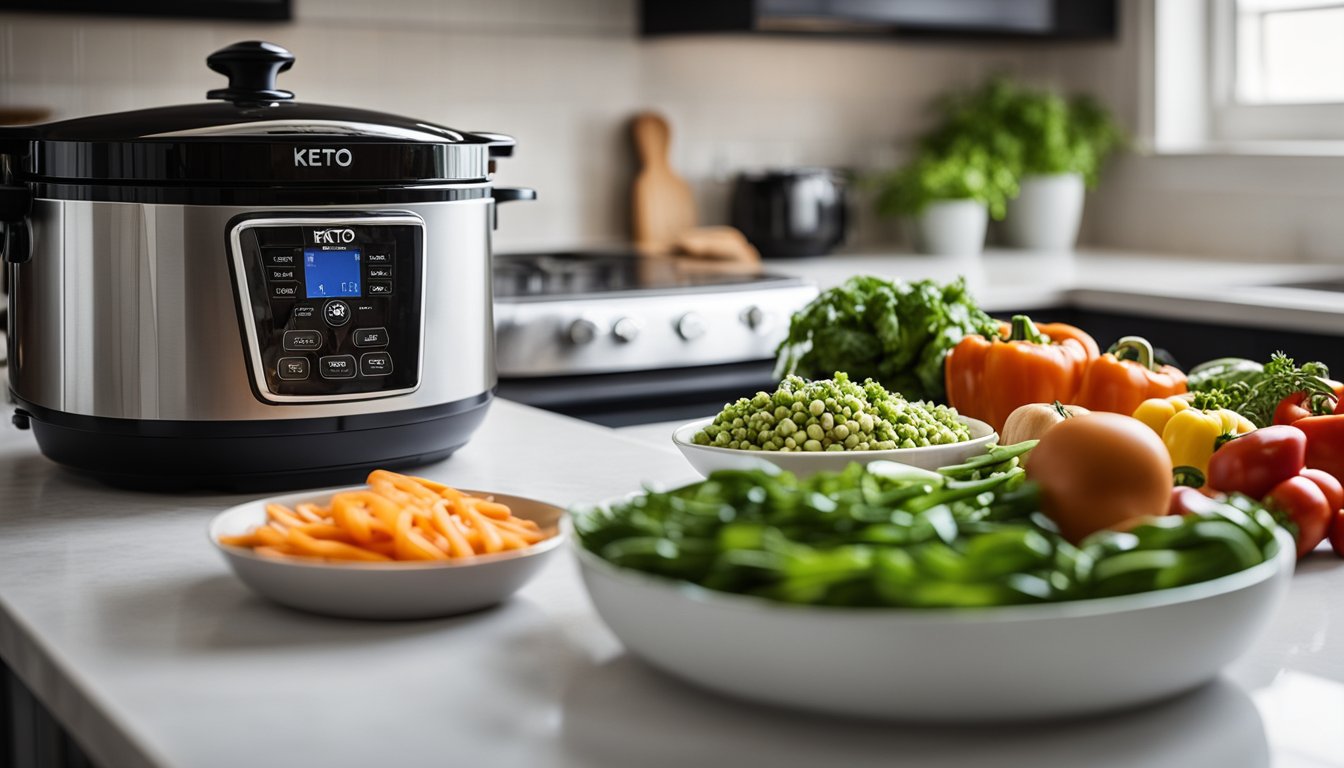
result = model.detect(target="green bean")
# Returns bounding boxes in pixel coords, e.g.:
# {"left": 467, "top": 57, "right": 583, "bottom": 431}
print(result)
{"left": 573, "top": 445, "right": 1284, "bottom": 609}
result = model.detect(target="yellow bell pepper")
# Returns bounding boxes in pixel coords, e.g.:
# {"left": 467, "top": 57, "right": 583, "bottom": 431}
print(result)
{"left": 1132, "top": 393, "right": 1256, "bottom": 478}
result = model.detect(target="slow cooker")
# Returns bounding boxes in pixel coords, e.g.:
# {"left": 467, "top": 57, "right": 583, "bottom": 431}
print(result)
{"left": 0, "top": 41, "right": 534, "bottom": 490}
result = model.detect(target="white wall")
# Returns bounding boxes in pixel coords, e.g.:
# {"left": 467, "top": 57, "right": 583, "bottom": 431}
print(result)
{"left": 0, "top": 0, "right": 1031, "bottom": 251}
{"left": 1022, "top": 0, "right": 1344, "bottom": 264}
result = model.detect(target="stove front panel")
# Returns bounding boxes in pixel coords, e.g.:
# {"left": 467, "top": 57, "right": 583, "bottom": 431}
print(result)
{"left": 493, "top": 283, "right": 818, "bottom": 377}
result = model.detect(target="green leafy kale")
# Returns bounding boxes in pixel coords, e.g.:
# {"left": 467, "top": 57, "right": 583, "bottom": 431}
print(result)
{"left": 775, "top": 275, "right": 999, "bottom": 403}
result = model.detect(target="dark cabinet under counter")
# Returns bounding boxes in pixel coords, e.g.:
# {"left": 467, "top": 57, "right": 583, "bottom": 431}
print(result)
{"left": 996, "top": 307, "right": 1344, "bottom": 375}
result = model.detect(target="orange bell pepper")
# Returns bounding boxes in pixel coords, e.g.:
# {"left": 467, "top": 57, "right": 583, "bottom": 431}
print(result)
{"left": 1075, "top": 336, "right": 1188, "bottom": 416}
{"left": 945, "top": 314, "right": 1099, "bottom": 433}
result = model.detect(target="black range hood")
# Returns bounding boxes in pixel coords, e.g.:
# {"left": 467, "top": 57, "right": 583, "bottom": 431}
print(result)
{"left": 642, "top": 0, "right": 1116, "bottom": 41}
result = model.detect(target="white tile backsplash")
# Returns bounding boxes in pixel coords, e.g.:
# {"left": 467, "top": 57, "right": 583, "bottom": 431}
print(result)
{"left": 0, "top": 0, "right": 1033, "bottom": 251}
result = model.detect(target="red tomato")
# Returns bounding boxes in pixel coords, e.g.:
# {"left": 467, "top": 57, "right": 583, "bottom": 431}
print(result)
{"left": 1331, "top": 508, "right": 1344, "bottom": 558}
{"left": 1296, "top": 415, "right": 1344, "bottom": 487}
{"left": 1207, "top": 425, "right": 1306, "bottom": 500}
{"left": 1274, "top": 393, "right": 1319, "bottom": 426}
{"left": 1274, "top": 380, "right": 1344, "bottom": 424}
{"left": 1265, "top": 476, "right": 1333, "bottom": 558}
{"left": 1169, "top": 486, "right": 1223, "bottom": 516}
{"left": 1299, "top": 468, "right": 1344, "bottom": 513}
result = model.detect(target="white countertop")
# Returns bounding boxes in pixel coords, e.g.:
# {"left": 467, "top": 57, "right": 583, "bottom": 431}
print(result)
{"left": 3, "top": 398, "right": 1344, "bottom": 768}
{"left": 770, "top": 248, "right": 1344, "bottom": 335}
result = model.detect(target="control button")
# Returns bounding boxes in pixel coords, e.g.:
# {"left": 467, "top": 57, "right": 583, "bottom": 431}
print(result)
{"left": 360, "top": 352, "right": 393, "bottom": 377}
{"left": 268, "top": 267, "right": 297, "bottom": 281}
{"left": 264, "top": 248, "right": 299, "bottom": 267}
{"left": 366, "top": 265, "right": 394, "bottom": 280}
{"left": 319, "top": 355, "right": 357, "bottom": 380}
{"left": 282, "top": 330, "right": 323, "bottom": 352}
{"left": 366, "top": 280, "right": 394, "bottom": 296}
{"left": 676, "top": 312, "right": 706, "bottom": 341}
{"left": 292, "top": 305, "right": 316, "bottom": 320}
{"left": 365, "top": 250, "right": 393, "bottom": 264}
{"left": 567, "top": 318, "right": 599, "bottom": 345}
{"left": 742, "top": 305, "right": 768, "bottom": 332}
{"left": 270, "top": 281, "right": 300, "bottom": 300}
{"left": 612, "top": 317, "right": 641, "bottom": 343}
{"left": 353, "top": 327, "right": 389, "bottom": 348}
{"left": 323, "top": 300, "right": 351, "bottom": 327}
{"left": 276, "top": 357, "right": 310, "bottom": 381}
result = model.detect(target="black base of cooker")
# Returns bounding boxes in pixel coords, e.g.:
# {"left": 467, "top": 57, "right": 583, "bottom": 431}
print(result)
{"left": 11, "top": 392, "right": 492, "bottom": 492}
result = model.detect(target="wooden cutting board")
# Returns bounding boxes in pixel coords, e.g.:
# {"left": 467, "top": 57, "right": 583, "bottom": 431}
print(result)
{"left": 631, "top": 111, "right": 697, "bottom": 251}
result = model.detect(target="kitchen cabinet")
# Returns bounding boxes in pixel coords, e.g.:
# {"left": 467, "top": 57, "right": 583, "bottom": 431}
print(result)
{"left": 641, "top": 0, "right": 1117, "bottom": 40}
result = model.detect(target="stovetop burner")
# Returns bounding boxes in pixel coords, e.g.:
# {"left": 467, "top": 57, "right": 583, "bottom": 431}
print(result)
{"left": 492, "top": 251, "right": 802, "bottom": 299}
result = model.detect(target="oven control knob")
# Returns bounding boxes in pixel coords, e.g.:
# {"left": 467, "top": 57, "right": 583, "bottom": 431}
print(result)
{"left": 612, "top": 317, "right": 641, "bottom": 343}
{"left": 566, "top": 318, "right": 599, "bottom": 345}
{"left": 676, "top": 312, "right": 706, "bottom": 341}
{"left": 742, "top": 305, "right": 767, "bottom": 332}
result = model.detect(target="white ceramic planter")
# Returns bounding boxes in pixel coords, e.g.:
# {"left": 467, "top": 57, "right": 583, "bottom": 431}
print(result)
{"left": 907, "top": 199, "right": 988, "bottom": 256}
{"left": 1003, "top": 172, "right": 1086, "bottom": 251}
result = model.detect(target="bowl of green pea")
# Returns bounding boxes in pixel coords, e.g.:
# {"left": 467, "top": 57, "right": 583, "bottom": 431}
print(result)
{"left": 672, "top": 372, "right": 997, "bottom": 478}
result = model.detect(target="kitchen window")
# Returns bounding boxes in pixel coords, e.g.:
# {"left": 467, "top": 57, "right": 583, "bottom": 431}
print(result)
{"left": 1212, "top": 0, "right": 1344, "bottom": 142}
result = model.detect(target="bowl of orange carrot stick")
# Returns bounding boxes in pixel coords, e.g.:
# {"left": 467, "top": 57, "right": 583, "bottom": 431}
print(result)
{"left": 209, "top": 470, "right": 565, "bottom": 619}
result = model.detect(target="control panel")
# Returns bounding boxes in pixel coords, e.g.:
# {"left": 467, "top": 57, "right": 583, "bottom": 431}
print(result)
{"left": 228, "top": 214, "right": 425, "bottom": 403}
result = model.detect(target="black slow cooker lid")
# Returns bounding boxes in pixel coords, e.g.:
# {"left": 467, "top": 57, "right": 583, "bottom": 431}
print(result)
{"left": 1, "top": 41, "right": 515, "bottom": 186}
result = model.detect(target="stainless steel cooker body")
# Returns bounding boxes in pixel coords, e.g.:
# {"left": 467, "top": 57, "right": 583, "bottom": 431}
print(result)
{"left": 9, "top": 195, "right": 496, "bottom": 422}
{"left": 0, "top": 40, "right": 533, "bottom": 489}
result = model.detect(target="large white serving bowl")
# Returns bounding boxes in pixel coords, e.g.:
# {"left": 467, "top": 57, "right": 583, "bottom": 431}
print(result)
{"left": 210, "top": 487, "right": 564, "bottom": 620}
{"left": 574, "top": 529, "right": 1295, "bottom": 722}
{"left": 672, "top": 416, "right": 997, "bottom": 478}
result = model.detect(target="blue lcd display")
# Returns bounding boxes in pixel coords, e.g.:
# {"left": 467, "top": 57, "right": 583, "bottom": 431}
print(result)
{"left": 303, "top": 248, "right": 362, "bottom": 298}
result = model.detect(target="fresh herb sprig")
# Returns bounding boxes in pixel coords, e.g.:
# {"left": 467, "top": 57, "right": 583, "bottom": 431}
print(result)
{"left": 1224, "top": 352, "right": 1334, "bottom": 428}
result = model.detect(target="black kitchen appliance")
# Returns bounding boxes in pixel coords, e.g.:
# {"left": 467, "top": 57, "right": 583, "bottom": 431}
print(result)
{"left": 0, "top": 41, "right": 534, "bottom": 490}
{"left": 730, "top": 169, "right": 847, "bottom": 258}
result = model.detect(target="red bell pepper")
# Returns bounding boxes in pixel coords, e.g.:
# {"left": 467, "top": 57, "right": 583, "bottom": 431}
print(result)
{"left": 1265, "top": 476, "right": 1333, "bottom": 558}
{"left": 1295, "top": 414, "right": 1344, "bottom": 488}
{"left": 1206, "top": 425, "right": 1307, "bottom": 500}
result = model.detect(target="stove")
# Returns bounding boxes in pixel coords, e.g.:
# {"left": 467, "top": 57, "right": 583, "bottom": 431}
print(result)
{"left": 491, "top": 251, "right": 818, "bottom": 425}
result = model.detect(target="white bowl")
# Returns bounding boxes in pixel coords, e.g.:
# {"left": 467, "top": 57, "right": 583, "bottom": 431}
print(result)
{"left": 574, "top": 529, "right": 1294, "bottom": 722}
{"left": 672, "top": 416, "right": 997, "bottom": 478}
{"left": 210, "top": 486, "right": 565, "bottom": 620}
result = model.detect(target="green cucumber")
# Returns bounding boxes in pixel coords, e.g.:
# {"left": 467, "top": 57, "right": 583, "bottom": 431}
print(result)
{"left": 1187, "top": 358, "right": 1264, "bottom": 393}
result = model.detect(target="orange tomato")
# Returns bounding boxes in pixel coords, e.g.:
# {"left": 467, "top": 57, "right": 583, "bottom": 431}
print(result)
{"left": 1026, "top": 413, "right": 1174, "bottom": 543}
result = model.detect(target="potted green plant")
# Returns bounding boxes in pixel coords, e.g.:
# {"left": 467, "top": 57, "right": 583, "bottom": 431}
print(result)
{"left": 875, "top": 141, "right": 1017, "bottom": 256}
{"left": 937, "top": 78, "right": 1123, "bottom": 251}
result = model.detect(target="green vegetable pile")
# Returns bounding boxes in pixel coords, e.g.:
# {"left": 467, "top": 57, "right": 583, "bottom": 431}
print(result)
{"left": 775, "top": 275, "right": 998, "bottom": 403}
{"left": 573, "top": 448, "right": 1283, "bottom": 609}
{"left": 693, "top": 372, "right": 969, "bottom": 452}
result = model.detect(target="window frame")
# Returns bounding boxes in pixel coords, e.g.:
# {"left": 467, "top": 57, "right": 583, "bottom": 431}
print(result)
{"left": 1210, "top": 0, "right": 1344, "bottom": 142}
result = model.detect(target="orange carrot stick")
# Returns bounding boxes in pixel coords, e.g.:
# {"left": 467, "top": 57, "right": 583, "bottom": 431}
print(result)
{"left": 286, "top": 528, "right": 391, "bottom": 562}
{"left": 266, "top": 504, "right": 306, "bottom": 529}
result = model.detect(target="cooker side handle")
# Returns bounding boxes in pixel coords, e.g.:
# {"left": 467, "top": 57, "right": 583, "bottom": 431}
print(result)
{"left": 491, "top": 187, "right": 537, "bottom": 230}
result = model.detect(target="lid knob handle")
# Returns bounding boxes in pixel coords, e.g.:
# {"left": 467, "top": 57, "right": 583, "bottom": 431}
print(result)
{"left": 206, "top": 41, "right": 295, "bottom": 103}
